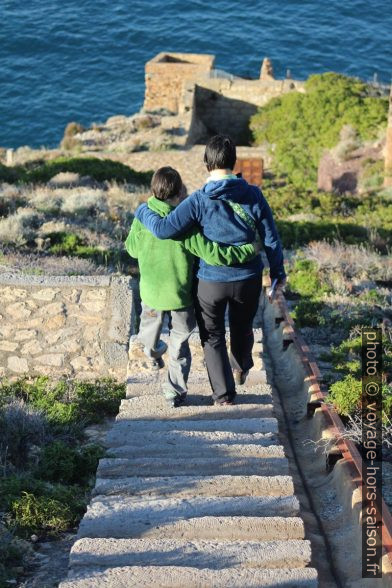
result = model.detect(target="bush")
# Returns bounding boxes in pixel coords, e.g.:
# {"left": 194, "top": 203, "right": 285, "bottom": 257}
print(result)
{"left": 0, "top": 208, "right": 40, "bottom": 246}
{"left": 1, "top": 376, "right": 126, "bottom": 429}
{"left": 358, "top": 158, "right": 384, "bottom": 191}
{"left": 36, "top": 441, "right": 104, "bottom": 485}
{"left": 11, "top": 492, "right": 74, "bottom": 536}
{"left": 276, "top": 219, "right": 391, "bottom": 250}
{"left": 288, "top": 258, "right": 330, "bottom": 297}
{"left": 0, "top": 157, "right": 152, "bottom": 186}
{"left": 0, "top": 475, "right": 87, "bottom": 524}
{"left": 60, "top": 190, "right": 107, "bottom": 215}
{"left": 327, "top": 375, "right": 392, "bottom": 421}
{"left": 326, "top": 374, "right": 362, "bottom": 416}
{"left": 61, "top": 122, "right": 85, "bottom": 151}
{"left": 250, "top": 73, "right": 388, "bottom": 188}
{"left": 0, "top": 400, "right": 49, "bottom": 469}
{"left": 291, "top": 299, "right": 326, "bottom": 327}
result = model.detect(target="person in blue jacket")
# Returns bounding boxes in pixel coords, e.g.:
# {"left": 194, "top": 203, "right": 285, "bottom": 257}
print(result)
{"left": 135, "top": 134, "right": 286, "bottom": 405}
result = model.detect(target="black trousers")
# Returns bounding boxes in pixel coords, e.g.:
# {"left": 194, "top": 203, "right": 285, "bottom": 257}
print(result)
{"left": 195, "top": 276, "right": 262, "bottom": 402}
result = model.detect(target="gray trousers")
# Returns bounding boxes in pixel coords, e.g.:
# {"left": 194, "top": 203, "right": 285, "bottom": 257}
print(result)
{"left": 137, "top": 303, "right": 196, "bottom": 399}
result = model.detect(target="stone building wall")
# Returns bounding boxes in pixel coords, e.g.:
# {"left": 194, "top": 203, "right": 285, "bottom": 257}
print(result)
{"left": 186, "top": 77, "right": 305, "bottom": 144}
{"left": 0, "top": 275, "right": 136, "bottom": 381}
{"left": 144, "top": 52, "right": 305, "bottom": 144}
{"left": 144, "top": 52, "right": 215, "bottom": 114}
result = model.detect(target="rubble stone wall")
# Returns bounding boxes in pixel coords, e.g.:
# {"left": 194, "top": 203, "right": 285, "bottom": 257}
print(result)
{"left": 0, "top": 274, "right": 136, "bottom": 381}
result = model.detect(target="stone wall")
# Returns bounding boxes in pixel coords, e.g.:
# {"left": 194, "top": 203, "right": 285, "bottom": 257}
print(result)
{"left": 144, "top": 52, "right": 215, "bottom": 114}
{"left": 188, "top": 77, "right": 305, "bottom": 144}
{"left": 0, "top": 275, "right": 136, "bottom": 381}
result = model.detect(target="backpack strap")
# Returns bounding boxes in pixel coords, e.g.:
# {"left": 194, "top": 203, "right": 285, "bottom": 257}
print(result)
{"left": 226, "top": 200, "right": 257, "bottom": 232}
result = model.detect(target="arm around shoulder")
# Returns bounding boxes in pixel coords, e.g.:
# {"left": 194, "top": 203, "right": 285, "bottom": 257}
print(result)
{"left": 135, "top": 196, "right": 199, "bottom": 239}
{"left": 184, "top": 229, "right": 258, "bottom": 266}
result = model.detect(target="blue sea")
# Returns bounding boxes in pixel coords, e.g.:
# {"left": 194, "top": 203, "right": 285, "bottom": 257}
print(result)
{"left": 1, "top": 0, "right": 391, "bottom": 149}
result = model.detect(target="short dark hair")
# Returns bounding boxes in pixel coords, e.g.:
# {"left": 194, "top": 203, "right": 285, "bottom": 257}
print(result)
{"left": 151, "top": 166, "right": 182, "bottom": 201}
{"left": 204, "top": 135, "right": 236, "bottom": 172}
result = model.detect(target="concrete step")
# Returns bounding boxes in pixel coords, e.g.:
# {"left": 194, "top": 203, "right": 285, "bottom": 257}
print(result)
{"left": 78, "top": 512, "right": 304, "bottom": 542}
{"left": 118, "top": 396, "right": 274, "bottom": 420}
{"left": 106, "top": 417, "right": 279, "bottom": 437}
{"left": 70, "top": 537, "right": 313, "bottom": 569}
{"left": 77, "top": 495, "right": 299, "bottom": 538}
{"left": 59, "top": 565, "right": 318, "bottom": 587}
{"left": 126, "top": 373, "right": 270, "bottom": 398}
{"left": 93, "top": 474, "right": 295, "bottom": 498}
{"left": 105, "top": 429, "right": 279, "bottom": 449}
{"left": 97, "top": 455, "right": 289, "bottom": 478}
{"left": 107, "top": 443, "right": 286, "bottom": 459}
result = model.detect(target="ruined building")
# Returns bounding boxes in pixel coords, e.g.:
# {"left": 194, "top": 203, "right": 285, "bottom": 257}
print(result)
{"left": 143, "top": 52, "right": 304, "bottom": 145}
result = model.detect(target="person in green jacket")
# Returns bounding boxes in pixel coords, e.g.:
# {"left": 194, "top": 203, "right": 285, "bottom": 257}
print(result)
{"left": 125, "top": 166, "right": 259, "bottom": 407}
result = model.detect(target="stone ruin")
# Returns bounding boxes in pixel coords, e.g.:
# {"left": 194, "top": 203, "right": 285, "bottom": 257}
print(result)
{"left": 143, "top": 52, "right": 305, "bottom": 145}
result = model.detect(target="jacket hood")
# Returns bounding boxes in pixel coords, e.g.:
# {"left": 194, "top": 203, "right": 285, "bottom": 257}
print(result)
{"left": 201, "top": 177, "right": 250, "bottom": 201}
{"left": 147, "top": 196, "right": 175, "bottom": 217}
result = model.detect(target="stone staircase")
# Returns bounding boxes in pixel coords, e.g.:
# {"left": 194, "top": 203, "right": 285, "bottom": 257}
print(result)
{"left": 60, "top": 329, "right": 318, "bottom": 587}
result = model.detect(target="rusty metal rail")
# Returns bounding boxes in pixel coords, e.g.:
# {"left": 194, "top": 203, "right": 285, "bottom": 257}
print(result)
{"left": 273, "top": 289, "right": 392, "bottom": 568}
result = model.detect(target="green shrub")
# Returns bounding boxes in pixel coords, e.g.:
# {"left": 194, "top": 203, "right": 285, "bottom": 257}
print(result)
{"left": 275, "top": 219, "right": 391, "bottom": 250}
{"left": 1, "top": 376, "right": 126, "bottom": 430}
{"left": 0, "top": 475, "right": 87, "bottom": 525}
{"left": 291, "top": 299, "right": 326, "bottom": 327}
{"left": 11, "top": 492, "right": 74, "bottom": 536}
{"left": 251, "top": 73, "right": 388, "bottom": 188}
{"left": 327, "top": 376, "right": 392, "bottom": 421}
{"left": 36, "top": 442, "right": 104, "bottom": 485}
{"left": 0, "top": 476, "right": 47, "bottom": 511}
{"left": 359, "top": 159, "right": 385, "bottom": 191}
{"left": 73, "top": 379, "right": 126, "bottom": 421}
{"left": 331, "top": 331, "right": 392, "bottom": 379}
{"left": 0, "top": 157, "right": 152, "bottom": 186}
{"left": 326, "top": 374, "right": 361, "bottom": 416}
{"left": 288, "top": 259, "right": 330, "bottom": 297}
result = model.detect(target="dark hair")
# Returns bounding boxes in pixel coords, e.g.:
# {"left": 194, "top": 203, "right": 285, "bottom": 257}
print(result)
{"left": 151, "top": 166, "right": 182, "bottom": 201}
{"left": 204, "top": 135, "right": 236, "bottom": 172}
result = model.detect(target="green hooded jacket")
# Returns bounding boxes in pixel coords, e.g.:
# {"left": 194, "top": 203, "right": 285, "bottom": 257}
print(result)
{"left": 125, "top": 196, "right": 257, "bottom": 311}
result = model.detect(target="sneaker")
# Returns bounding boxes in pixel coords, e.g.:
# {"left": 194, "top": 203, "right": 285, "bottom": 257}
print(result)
{"left": 233, "top": 369, "right": 249, "bottom": 386}
{"left": 213, "top": 398, "right": 235, "bottom": 406}
{"left": 166, "top": 393, "right": 187, "bottom": 408}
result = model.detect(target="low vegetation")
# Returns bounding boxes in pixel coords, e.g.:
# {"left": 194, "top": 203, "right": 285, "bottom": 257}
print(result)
{"left": 250, "top": 72, "right": 388, "bottom": 189}
{"left": 0, "top": 377, "right": 125, "bottom": 585}
{"left": 0, "top": 158, "right": 151, "bottom": 273}
{"left": 0, "top": 156, "right": 152, "bottom": 186}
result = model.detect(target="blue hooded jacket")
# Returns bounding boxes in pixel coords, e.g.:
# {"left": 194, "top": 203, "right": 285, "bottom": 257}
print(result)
{"left": 135, "top": 176, "right": 286, "bottom": 283}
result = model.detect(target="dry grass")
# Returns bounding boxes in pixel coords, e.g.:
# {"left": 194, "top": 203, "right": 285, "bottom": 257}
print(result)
{"left": 303, "top": 240, "right": 392, "bottom": 282}
{"left": 0, "top": 208, "right": 40, "bottom": 246}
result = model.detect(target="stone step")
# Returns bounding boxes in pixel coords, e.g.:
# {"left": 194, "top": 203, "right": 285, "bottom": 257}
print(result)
{"left": 59, "top": 565, "right": 318, "bottom": 587}
{"left": 126, "top": 372, "right": 269, "bottom": 397}
{"left": 78, "top": 512, "right": 304, "bottom": 541}
{"left": 93, "top": 475, "right": 295, "bottom": 498}
{"left": 107, "top": 443, "right": 286, "bottom": 459}
{"left": 97, "top": 455, "right": 289, "bottom": 478}
{"left": 105, "top": 429, "right": 279, "bottom": 449}
{"left": 70, "top": 537, "right": 313, "bottom": 569}
{"left": 106, "top": 417, "right": 278, "bottom": 436}
{"left": 118, "top": 396, "right": 274, "bottom": 420}
{"left": 77, "top": 496, "right": 299, "bottom": 538}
